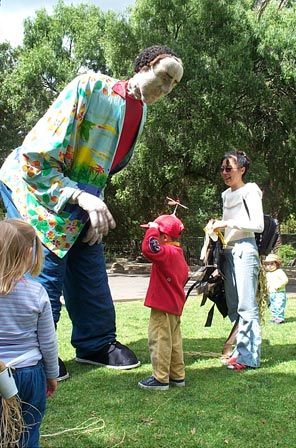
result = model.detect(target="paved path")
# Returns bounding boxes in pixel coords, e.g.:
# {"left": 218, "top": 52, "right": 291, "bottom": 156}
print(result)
{"left": 108, "top": 274, "right": 198, "bottom": 302}
{"left": 108, "top": 273, "right": 296, "bottom": 302}
{"left": 108, "top": 274, "right": 149, "bottom": 302}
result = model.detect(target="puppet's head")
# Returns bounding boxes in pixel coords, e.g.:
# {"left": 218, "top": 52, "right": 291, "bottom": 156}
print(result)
{"left": 128, "top": 45, "right": 183, "bottom": 104}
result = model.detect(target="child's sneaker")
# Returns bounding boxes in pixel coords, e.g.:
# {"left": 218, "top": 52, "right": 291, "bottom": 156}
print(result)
{"left": 138, "top": 376, "right": 169, "bottom": 391}
{"left": 169, "top": 378, "right": 185, "bottom": 387}
{"left": 274, "top": 318, "right": 284, "bottom": 324}
{"left": 57, "top": 357, "right": 70, "bottom": 382}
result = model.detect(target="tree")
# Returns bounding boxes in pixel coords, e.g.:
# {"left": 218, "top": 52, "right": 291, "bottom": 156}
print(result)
{"left": 247, "top": 1, "right": 296, "bottom": 219}
{"left": 1, "top": 0, "right": 295, "bottom": 244}
{"left": 105, "top": 0, "right": 267, "bottom": 241}
{"left": 0, "top": 42, "right": 25, "bottom": 163}
{"left": 2, "top": 1, "right": 107, "bottom": 135}
{"left": 253, "top": 0, "right": 296, "bottom": 18}
{"left": 104, "top": 0, "right": 296, "bottom": 244}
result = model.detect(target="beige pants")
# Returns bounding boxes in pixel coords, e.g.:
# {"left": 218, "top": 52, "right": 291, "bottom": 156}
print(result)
{"left": 148, "top": 308, "right": 185, "bottom": 384}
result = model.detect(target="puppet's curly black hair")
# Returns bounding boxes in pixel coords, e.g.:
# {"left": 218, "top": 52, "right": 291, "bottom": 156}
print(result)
{"left": 134, "top": 45, "right": 180, "bottom": 73}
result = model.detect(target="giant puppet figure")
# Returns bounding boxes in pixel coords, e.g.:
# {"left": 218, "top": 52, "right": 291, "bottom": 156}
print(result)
{"left": 0, "top": 45, "right": 183, "bottom": 379}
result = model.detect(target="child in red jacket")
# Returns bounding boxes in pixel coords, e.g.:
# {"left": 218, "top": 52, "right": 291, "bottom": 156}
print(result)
{"left": 138, "top": 214, "right": 189, "bottom": 391}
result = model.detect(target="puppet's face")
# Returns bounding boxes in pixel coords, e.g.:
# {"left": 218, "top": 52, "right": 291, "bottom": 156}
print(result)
{"left": 131, "top": 56, "right": 183, "bottom": 104}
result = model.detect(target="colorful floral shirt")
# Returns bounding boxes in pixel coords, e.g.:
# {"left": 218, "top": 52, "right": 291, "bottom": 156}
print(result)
{"left": 0, "top": 73, "right": 147, "bottom": 257}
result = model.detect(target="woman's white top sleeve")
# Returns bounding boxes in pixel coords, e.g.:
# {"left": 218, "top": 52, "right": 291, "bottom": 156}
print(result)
{"left": 222, "top": 182, "right": 264, "bottom": 242}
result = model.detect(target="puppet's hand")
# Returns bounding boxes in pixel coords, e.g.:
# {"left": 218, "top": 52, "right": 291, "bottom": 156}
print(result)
{"left": 82, "top": 227, "right": 103, "bottom": 246}
{"left": 76, "top": 192, "right": 116, "bottom": 235}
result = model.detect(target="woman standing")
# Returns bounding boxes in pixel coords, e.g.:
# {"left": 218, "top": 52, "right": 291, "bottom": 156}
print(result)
{"left": 212, "top": 150, "right": 264, "bottom": 370}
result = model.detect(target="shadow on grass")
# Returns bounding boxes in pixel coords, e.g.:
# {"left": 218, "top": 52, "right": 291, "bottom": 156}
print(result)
{"left": 62, "top": 334, "right": 296, "bottom": 378}
{"left": 43, "top": 301, "right": 296, "bottom": 447}
{"left": 283, "top": 316, "right": 296, "bottom": 323}
{"left": 44, "top": 352, "right": 296, "bottom": 448}
{"left": 62, "top": 337, "right": 226, "bottom": 378}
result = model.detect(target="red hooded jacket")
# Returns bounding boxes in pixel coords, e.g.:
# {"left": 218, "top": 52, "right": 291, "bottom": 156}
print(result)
{"left": 141, "top": 228, "right": 189, "bottom": 316}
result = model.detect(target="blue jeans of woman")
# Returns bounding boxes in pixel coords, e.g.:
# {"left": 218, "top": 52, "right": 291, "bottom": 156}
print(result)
{"left": 223, "top": 238, "right": 261, "bottom": 367}
{"left": 0, "top": 182, "right": 116, "bottom": 357}
{"left": 14, "top": 362, "right": 46, "bottom": 448}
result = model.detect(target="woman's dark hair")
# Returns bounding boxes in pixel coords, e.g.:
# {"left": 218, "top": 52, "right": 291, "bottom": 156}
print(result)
{"left": 134, "top": 45, "right": 179, "bottom": 73}
{"left": 221, "top": 150, "right": 251, "bottom": 177}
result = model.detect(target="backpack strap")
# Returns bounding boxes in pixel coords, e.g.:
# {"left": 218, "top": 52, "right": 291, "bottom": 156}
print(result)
{"left": 204, "top": 304, "right": 215, "bottom": 327}
{"left": 243, "top": 198, "right": 250, "bottom": 219}
{"left": 186, "top": 280, "right": 201, "bottom": 300}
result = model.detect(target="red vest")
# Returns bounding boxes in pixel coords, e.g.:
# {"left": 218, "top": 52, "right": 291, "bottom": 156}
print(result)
{"left": 111, "top": 81, "right": 143, "bottom": 172}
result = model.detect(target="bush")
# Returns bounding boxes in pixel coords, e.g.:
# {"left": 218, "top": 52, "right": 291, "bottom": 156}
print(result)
{"left": 277, "top": 244, "right": 296, "bottom": 266}
{"left": 280, "top": 214, "right": 296, "bottom": 233}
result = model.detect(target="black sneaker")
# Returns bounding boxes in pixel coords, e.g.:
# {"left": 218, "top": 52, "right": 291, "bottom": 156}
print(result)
{"left": 138, "top": 376, "right": 169, "bottom": 391}
{"left": 57, "top": 357, "right": 70, "bottom": 382}
{"left": 169, "top": 378, "right": 185, "bottom": 387}
{"left": 75, "top": 341, "right": 140, "bottom": 370}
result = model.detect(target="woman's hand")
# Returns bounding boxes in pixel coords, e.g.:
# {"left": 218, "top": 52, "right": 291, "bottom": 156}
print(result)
{"left": 211, "top": 220, "right": 228, "bottom": 231}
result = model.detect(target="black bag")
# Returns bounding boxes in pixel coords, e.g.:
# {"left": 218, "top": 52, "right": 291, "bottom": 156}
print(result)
{"left": 186, "top": 236, "right": 228, "bottom": 327}
{"left": 243, "top": 199, "right": 279, "bottom": 256}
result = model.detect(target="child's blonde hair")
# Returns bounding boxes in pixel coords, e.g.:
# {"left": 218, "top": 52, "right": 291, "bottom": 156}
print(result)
{"left": 0, "top": 219, "right": 43, "bottom": 294}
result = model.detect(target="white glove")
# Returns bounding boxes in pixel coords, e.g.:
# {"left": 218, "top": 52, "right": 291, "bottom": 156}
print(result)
{"left": 82, "top": 227, "right": 103, "bottom": 246}
{"left": 75, "top": 191, "right": 116, "bottom": 237}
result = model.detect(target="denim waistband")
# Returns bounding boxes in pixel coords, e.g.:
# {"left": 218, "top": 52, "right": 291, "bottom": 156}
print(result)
{"left": 225, "top": 237, "right": 256, "bottom": 248}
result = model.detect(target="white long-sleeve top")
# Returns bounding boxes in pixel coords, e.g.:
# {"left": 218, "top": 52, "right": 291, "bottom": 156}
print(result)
{"left": 266, "top": 268, "right": 289, "bottom": 293}
{"left": 222, "top": 182, "right": 264, "bottom": 243}
{"left": 0, "top": 278, "right": 59, "bottom": 379}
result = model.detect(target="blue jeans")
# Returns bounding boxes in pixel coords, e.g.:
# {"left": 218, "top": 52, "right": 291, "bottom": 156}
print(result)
{"left": 223, "top": 238, "right": 261, "bottom": 367}
{"left": 0, "top": 182, "right": 116, "bottom": 356}
{"left": 14, "top": 362, "right": 46, "bottom": 448}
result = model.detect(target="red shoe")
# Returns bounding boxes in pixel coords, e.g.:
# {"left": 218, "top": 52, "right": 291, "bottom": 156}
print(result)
{"left": 226, "top": 357, "right": 248, "bottom": 371}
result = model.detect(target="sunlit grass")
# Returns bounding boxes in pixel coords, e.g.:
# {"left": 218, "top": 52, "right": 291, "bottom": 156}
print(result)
{"left": 42, "top": 296, "right": 296, "bottom": 448}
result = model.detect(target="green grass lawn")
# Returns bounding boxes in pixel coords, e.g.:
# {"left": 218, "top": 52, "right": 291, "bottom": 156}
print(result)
{"left": 42, "top": 297, "right": 296, "bottom": 448}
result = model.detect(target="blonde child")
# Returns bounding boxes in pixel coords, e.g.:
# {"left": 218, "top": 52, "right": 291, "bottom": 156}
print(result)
{"left": 263, "top": 254, "right": 289, "bottom": 324}
{"left": 138, "top": 214, "right": 189, "bottom": 390}
{"left": 0, "top": 219, "right": 59, "bottom": 447}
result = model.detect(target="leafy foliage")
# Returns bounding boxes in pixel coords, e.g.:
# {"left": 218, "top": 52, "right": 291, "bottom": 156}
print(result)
{"left": 107, "top": 0, "right": 296, "bottom": 241}
{"left": 277, "top": 243, "right": 296, "bottom": 265}
{"left": 1, "top": 2, "right": 107, "bottom": 133}
{"left": 0, "top": 42, "right": 25, "bottom": 162}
